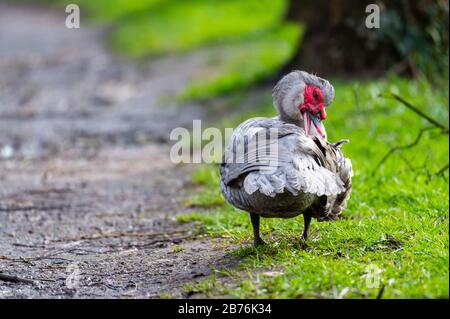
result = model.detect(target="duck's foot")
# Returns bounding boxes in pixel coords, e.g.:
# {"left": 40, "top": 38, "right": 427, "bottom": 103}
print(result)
{"left": 296, "top": 239, "right": 308, "bottom": 250}
{"left": 254, "top": 237, "right": 266, "bottom": 247}
{"left": 301, "top": 232, "right": 309, "bottom": 241}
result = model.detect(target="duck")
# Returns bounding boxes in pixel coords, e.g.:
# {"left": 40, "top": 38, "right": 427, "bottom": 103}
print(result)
{"left": 219, "top": 70, "right": 353, "bottom": 246}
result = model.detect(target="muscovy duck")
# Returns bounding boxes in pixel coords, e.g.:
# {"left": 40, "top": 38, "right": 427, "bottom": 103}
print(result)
{"left": 219, "top": 71, "right": 353, "bottom": 246}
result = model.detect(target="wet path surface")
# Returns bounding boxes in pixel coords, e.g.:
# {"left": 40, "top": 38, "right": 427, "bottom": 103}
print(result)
{"left": 0, "top": 4, "right": 236, "bottom": 298}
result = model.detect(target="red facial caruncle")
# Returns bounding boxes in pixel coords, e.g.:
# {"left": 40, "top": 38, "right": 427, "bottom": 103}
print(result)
{"left": 300, "top": 84, "right": 326, "bottom": 120}
{"left": 299, "top": 84, "right": 327, "bottom": 138}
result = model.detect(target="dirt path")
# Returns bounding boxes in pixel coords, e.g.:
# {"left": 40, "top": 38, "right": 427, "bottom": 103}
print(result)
{"left": 0, "top": 4, "right": 236, "bottom": 298}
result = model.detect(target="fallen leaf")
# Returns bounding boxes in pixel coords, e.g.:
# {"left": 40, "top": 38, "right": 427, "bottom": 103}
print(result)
{"left": 261, "top": 271, "right": 283, "bottom": 277}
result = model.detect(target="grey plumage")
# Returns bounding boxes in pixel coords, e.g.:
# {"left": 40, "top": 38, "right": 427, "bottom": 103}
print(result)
{"left": 219, "top": 70, "right": 353, "bottom": 245}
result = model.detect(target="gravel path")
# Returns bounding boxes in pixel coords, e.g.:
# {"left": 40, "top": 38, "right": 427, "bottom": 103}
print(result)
{"left": 0, "top": 3, "right": 236, "bottom": 298}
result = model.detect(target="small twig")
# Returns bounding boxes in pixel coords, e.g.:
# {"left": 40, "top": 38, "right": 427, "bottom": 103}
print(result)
{"left": 396, "top": 149, "right": 415, "bottom": 171}
{"left": 428, "top": 163, "right": 450, "bottom": 182}
{"left": 376, "top": 285, "right": 386, "bottom": 299}
{"left": 12, "top": 243, "right": 46, "bottom": 249}
{"left": 0, "top": 273, "right": 35, "bottom": 285}
{"left": 50, "top": 229, "right": 189, "bottom": 243}
{"left": 435, "top": 163, "right": 450, "bottom": 177}
{"left": 20, "top": 257, "right": 36, "bottom": 266}
{"left": 9, "top": 256, "right": 73, "bottom": 264}
{"left": 44, "top": 234, "right": 196, "bottom": 256}
{"left": 0, "top": 205, "right": 70, "bottom": 212}
{"left": 83, "top": 269, "right": 149, "bottom": 277}
{"left": 379, "top": 92, "right": 449, "bottom": 133}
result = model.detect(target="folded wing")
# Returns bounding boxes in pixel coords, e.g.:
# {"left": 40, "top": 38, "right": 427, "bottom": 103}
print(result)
{"left": 220, "top": 118, "right": 347, "bottom": 198}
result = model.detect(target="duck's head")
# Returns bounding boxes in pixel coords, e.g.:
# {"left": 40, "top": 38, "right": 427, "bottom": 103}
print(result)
{"left": 272, "top": 70, "right": 334, "bottom": 139}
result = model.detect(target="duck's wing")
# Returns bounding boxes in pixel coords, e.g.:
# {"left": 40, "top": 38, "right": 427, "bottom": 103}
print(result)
{"left": 221, "top": 118, "right": 298, "bottom": 184}
{"left": 324, "top": 139, "right": 353, "bottom": 219}
{"left": 220, "top": 118, "right": 346, "bottom": 198}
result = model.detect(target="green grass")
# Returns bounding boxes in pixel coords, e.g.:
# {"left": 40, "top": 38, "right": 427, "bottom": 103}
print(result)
{"left": 178, "top": 25, "right": 301, "bottom": 101}
{"left": 109, "top": 0, "right": 288, "bottom": 57}
{"left": 182, "top": 166, "right": 225, "bottom": 209}
{"left": 178, "top": 77, "right": 449, "bottom": 298}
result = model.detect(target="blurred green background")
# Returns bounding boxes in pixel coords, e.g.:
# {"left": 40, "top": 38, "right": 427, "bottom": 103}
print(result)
{"left": 20, "top": 0, "right": 449, "bottom": 298}
{"left": 39, "top": 0, "right": 448, "bottom": 100}
{"left": 65, "top": 0, "right": 301, "bottom": 100}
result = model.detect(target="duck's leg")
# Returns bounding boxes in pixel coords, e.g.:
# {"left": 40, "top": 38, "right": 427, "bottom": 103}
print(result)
{"left": 250, "top": 213, "right": 265, "bottom": 246}
{"left": 302, "top": 213, "right": 312, "bottom": 241}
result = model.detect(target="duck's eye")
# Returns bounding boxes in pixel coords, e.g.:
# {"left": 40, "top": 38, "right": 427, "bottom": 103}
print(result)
{"left": 313, "top": 90, "right": 319, "bottom": 100}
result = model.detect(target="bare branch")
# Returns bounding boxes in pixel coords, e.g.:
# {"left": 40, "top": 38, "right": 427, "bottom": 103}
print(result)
{"left": 435, "top": 163, "right": 449, "bottom": 177}
{"left": 0, "top": 273, "right": 35, "bottom": 285}
{"left": 379, "top": 92, "right": 449, "bottom": 133}
{"left": 50, "top": 229, "right": 190, "bottom": 243}
{"left": 372, "top": 127, "right": 436, "bottom": 175}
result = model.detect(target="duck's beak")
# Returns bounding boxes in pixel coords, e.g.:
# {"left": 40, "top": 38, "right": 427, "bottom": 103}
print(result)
{"left": 303, "top": 111, "right": 311, "bottom": 136}
{"left": 308, "top": 111, "right": 326, "bottom": 139}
